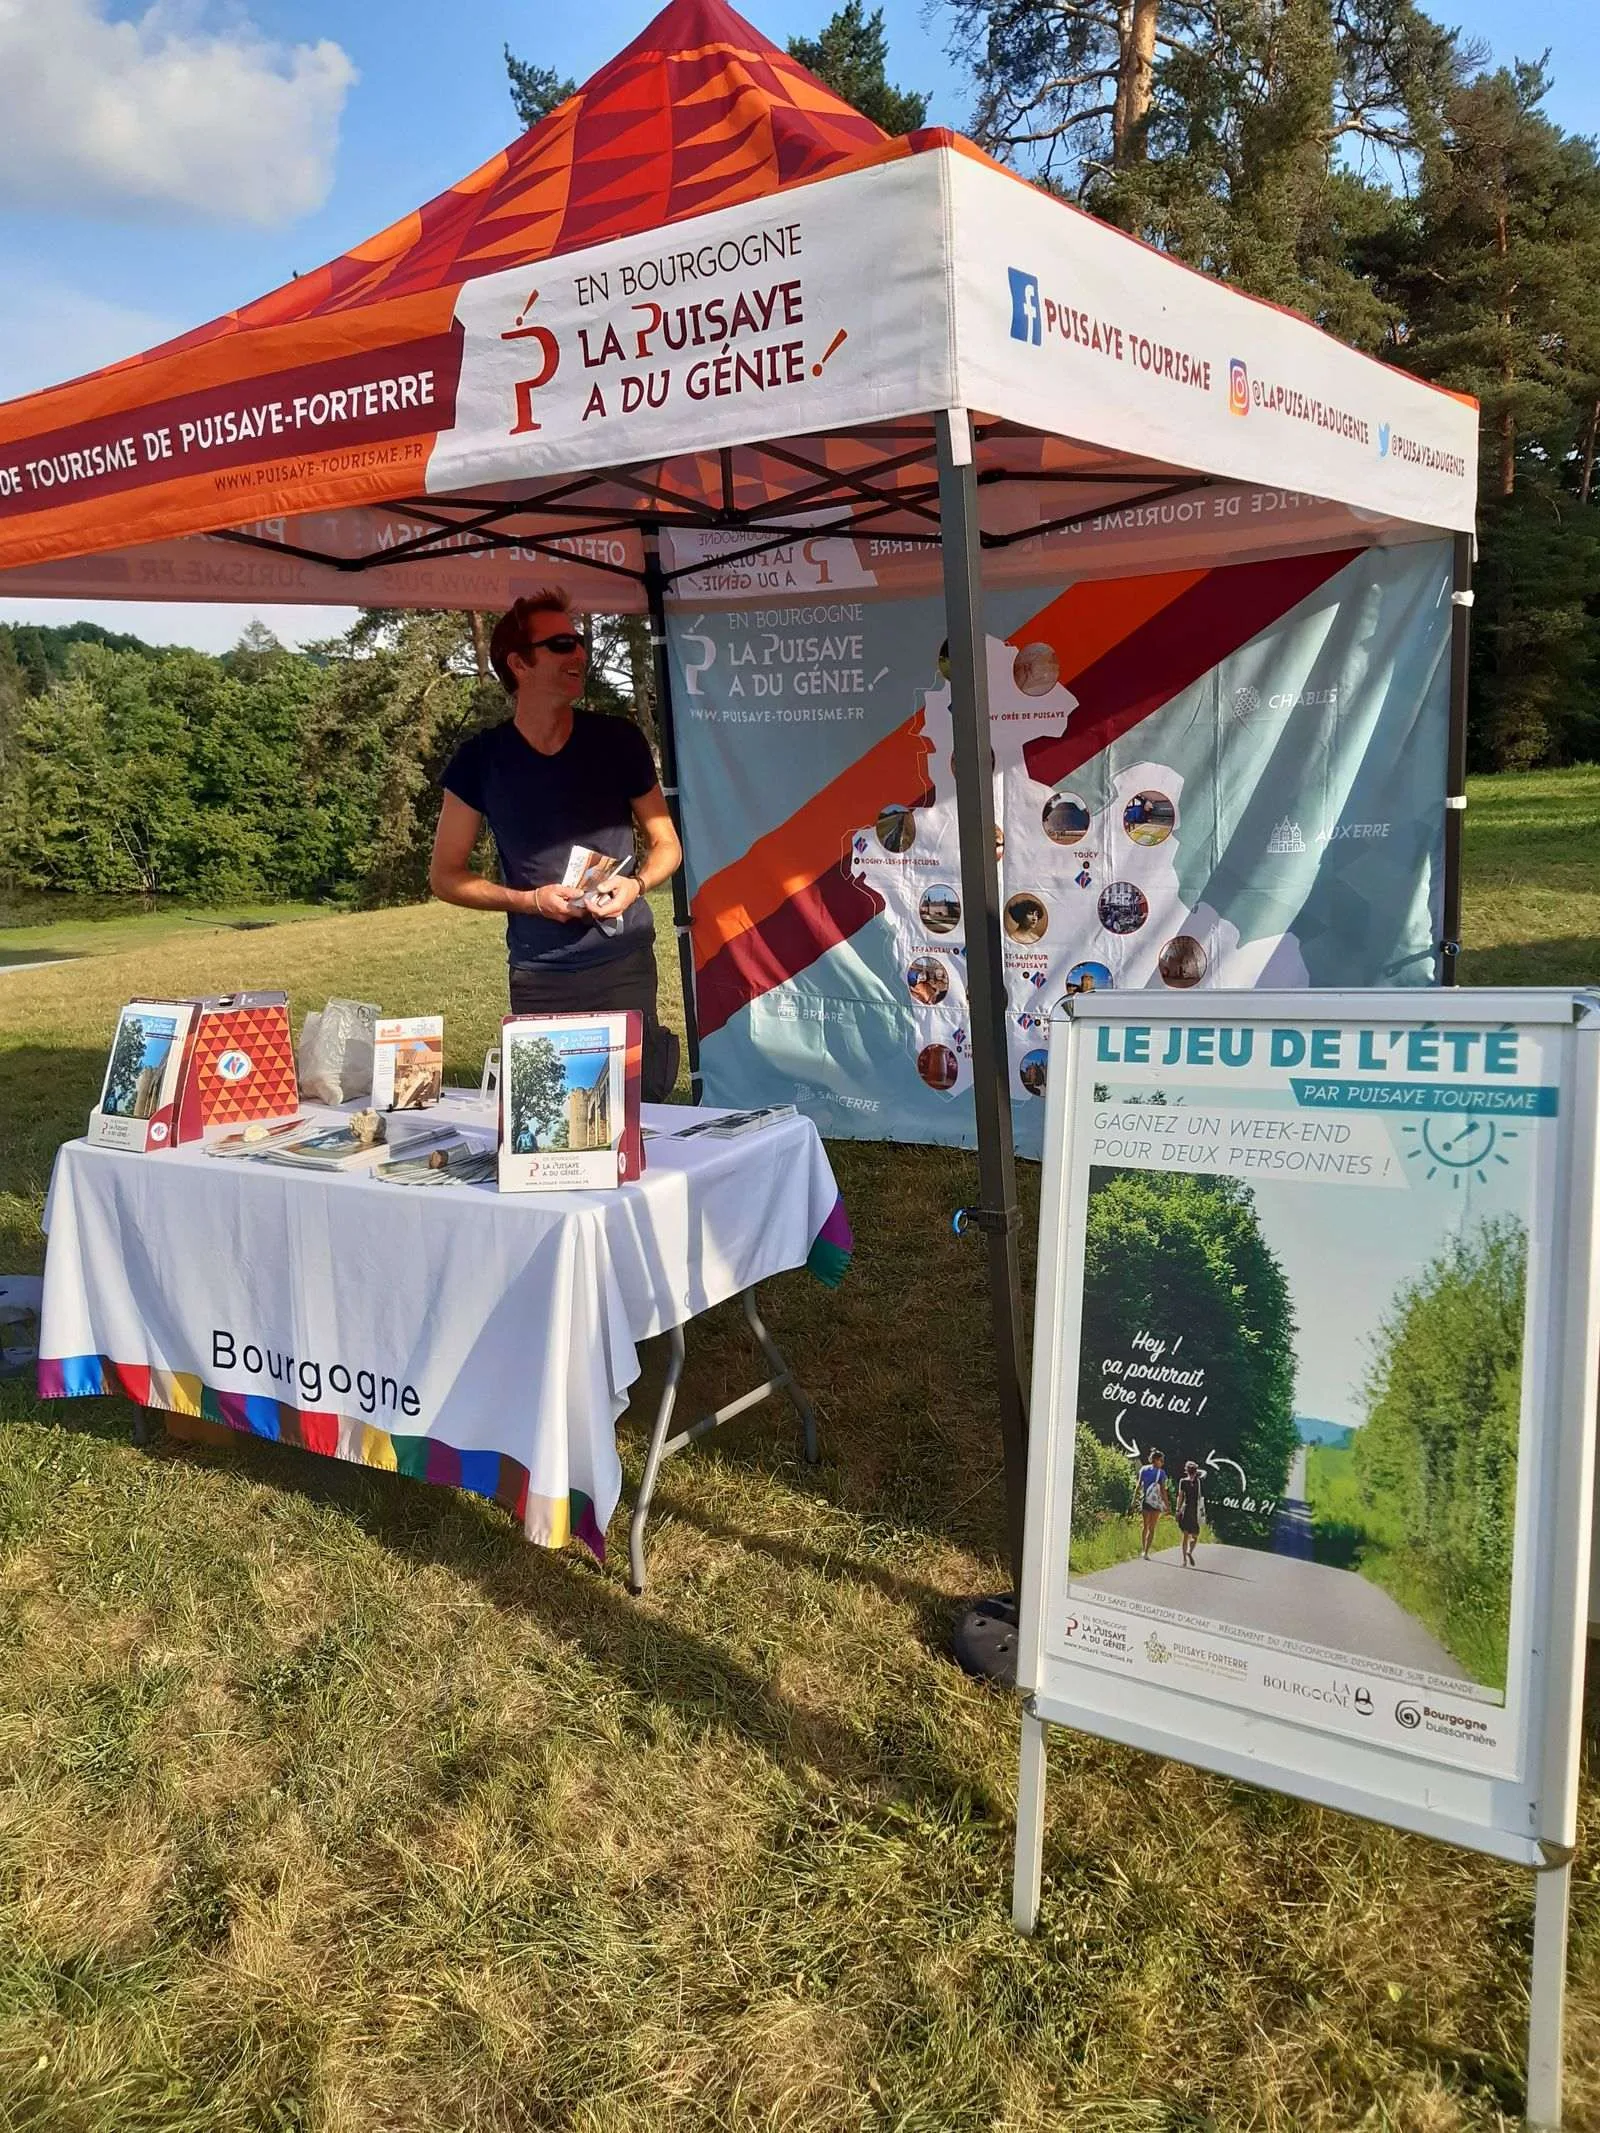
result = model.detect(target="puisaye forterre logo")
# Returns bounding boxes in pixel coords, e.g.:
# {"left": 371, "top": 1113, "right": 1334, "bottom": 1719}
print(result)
{"left": 501, "top": 287, "right": 561, "bottom": 435}
{"left": 1008, "top": 268, "right": 1042, "bottom": 345}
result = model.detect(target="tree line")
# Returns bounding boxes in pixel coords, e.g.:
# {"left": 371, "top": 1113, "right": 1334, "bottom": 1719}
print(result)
{"left": 0, "top": 613, "right": 641, "bottom": 906}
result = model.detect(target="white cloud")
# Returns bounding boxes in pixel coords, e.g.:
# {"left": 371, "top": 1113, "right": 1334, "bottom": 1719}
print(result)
{"left": 0, "top": 277, "right": 179, "bottom": 402}
{"left": 0, "top": 598, "right": 360, "bottom": 654}
{"left": 0, "top": 1, "right": 356, "bottom": 226}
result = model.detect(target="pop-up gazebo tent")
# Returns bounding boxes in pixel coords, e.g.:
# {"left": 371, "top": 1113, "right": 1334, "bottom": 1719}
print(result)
{"left": 0, "top": 0, "right": 1479, "bottom": 1584}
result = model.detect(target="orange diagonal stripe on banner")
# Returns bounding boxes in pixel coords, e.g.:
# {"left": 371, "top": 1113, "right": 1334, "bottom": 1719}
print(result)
{"left": 1009, "top": 567, "right": 1209, "bottom": 686}
{"left": 691, "top": 714, "right": 931, "bottom": 964}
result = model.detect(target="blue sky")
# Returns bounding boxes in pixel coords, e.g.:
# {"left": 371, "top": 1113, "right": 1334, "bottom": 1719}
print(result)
{"left": 0, "top": 0, "right": 1593, "bottom": 653}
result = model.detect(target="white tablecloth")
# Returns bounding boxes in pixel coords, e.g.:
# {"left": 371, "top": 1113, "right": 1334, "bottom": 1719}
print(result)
{"left": 38, "top": 1098, "right": 848, "bottom": 1557}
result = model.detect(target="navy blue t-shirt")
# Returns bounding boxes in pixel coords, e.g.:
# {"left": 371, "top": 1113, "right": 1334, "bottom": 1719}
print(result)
{"left": 440, "top": 712, "right": 658, "bottom": 970}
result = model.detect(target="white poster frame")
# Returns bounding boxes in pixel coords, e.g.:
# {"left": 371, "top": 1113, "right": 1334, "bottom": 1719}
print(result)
{"left": 1012, "top": 989, "right": 1600, "bottom": 2124}
{"left": 1015, "top": 988, "right": 1599, "bottom": 1863}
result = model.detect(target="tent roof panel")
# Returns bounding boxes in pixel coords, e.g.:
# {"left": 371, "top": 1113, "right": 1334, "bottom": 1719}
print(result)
{"left": 0, "top": 0, "right": 1478, "bottom": 579}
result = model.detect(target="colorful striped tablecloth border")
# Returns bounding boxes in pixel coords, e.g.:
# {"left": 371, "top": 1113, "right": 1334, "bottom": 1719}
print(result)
{"left": 36, "top": 1351, "right": 605, "bottom": 1559}
{"left": 37, "top": 1194, "right": 852, "bottom": 1556}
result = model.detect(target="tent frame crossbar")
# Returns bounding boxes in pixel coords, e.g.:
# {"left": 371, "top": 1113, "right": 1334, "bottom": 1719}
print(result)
{"left": 200, "top": 431, "right": 1204, "bottom": 585}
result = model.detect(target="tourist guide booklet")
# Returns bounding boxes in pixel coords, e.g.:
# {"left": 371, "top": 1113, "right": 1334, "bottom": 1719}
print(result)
{"left": 87, "top": 999, "right": 197, "bottom": 1152}
{"left": 497, "top": 1011, "right": 644, "bottom": 1192}
{"left": 261, "top": 1117, "right": 456, "bottom": 1174}
{"left": 371, "top": 1015, "right": 444, "bottom": 1111}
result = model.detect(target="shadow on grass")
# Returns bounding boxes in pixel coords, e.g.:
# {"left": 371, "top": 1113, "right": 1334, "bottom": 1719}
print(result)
{"left": 42, "top": 1393, "right": 1004, "bottom": 1814}
{"left": 1457, "top": 936, "right": 1600, "bottom": 985}
{"left": 0, "top": 947, "right": 82, "bottom": 969}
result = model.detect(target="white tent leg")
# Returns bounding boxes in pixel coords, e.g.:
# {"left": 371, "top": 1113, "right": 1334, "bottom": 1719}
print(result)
{"left": 1012, "top": 1706, "right": 1048, "bottom": 1934}
{"left": 1527, "top": 1862, "right": 1571, "bottom": 2129}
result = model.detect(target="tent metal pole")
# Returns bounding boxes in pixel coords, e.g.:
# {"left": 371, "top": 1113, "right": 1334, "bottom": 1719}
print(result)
{"left": 935, "top": 409, "right": 1030, "bottom": 1608}
{"left": 643, "top": 527, "right": 704, "bottom": 1099}
{"left": 1441, "top": 531, "right": 1473, "bottom": 987}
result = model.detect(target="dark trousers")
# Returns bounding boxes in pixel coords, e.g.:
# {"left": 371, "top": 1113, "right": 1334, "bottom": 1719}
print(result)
{"left": 508, "top": 941, "right": 681, "bottom": 1103}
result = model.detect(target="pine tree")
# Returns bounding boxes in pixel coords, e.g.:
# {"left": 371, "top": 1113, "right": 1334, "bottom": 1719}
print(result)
{"left": 787, "top": 4, "right": 927, "bottom": 133}
{"left": 1372, "top": 64, "right": 1600, "bottom": 764}
{"left": 947, "top": 0, "right": 1458, "bottom": 339}
{"left": 505, "top": 49, "right": 577, "bottom": 129}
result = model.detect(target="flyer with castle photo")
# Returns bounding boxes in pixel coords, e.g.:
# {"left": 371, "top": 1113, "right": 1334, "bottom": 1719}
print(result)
{"left": 497, "top": 1011, "right": 643, "bottom": 1192}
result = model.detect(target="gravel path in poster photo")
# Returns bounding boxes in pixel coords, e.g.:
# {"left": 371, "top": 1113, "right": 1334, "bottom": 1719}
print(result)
{"left": 1078, "top": 1440, "right": 1470, "bottom": 1682}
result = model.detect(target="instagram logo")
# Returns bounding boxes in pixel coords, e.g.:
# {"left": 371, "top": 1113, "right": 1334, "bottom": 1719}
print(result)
{"left": 1228, "top": 358, "right": 1250, "bottom": 416}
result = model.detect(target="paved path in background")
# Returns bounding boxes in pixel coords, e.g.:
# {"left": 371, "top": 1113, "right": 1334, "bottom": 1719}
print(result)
{"left": 0, "top": 957, "right": 73, "bottom": 976}
{"left": 1079, "top": 1530, "right": 1468, "bottom": 1679}
{"left": 1271, "top": 1445, "right": 1313, "bottom": 1560}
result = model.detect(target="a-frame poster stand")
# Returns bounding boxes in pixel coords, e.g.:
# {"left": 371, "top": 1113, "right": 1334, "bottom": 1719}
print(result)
{"left": 1012, "top": 989, "right": 1600, "bottom": 2130}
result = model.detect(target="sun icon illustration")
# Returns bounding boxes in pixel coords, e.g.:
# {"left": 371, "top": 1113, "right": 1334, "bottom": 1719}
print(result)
{"left": 1401, "top": 1116, "right": 1516, "bottom": 1188}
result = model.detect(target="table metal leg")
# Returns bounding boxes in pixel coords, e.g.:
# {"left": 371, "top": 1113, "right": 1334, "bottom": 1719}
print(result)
{"left": 742, "top": 1287, "right": 819, "bottom": 1465}
{"left": 626, "top": 1285, "right": 821, "bottom": 1595}
{"left": 629, "top": 1322, "right": 686, "bottom": 1597}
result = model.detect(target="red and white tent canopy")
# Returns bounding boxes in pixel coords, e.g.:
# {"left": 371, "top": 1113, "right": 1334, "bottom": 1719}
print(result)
{"left": 0, "top": 0, "right": 1475, "bottom": 618}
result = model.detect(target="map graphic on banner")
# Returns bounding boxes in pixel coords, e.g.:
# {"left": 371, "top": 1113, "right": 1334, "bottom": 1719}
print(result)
{"left": 670, "top": 537, "right": 1451, "bottom": 1153}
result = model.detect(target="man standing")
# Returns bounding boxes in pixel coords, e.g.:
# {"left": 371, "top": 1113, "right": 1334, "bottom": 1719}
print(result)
{"left": 429, "top": 590, "right": 683, "bottom": 1099}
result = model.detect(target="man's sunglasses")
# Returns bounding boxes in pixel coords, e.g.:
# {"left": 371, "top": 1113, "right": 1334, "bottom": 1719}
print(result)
{"left": 528, "top": 630, "right": 589, "bottom": 655}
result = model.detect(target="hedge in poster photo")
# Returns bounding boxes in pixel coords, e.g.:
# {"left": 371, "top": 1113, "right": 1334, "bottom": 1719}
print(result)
{"left": 1069, "top": 1091, "right": 1533, "bottom": 1703}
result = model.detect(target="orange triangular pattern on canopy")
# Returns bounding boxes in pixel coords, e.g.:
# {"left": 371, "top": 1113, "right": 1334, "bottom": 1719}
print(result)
{"left": 112, "top": 0, "right": 890, "bottom": 358}
{"left": 0, "top": 0, "right": 909, "bottom": 570}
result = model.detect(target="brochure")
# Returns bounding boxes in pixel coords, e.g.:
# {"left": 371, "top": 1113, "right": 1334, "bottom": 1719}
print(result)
{"left": 375, "top": 1135, "right": 498, "bottom": 1187}
{"left": 498, "top": 1010, "right": 644, "bottom": 1192}
{"left": 87, "top": 999, "right": 197, "bottom": 1152}
{"left": 664, "top": 1105, "right": 798, "bottom": 1141}
{"left": 371, "top": 1015, "right": 444, "bottom": 1111}
{"left": 205, "top": 1114, "right": 313, "bottom": 1158}
{"left": 261, "top": 1117, "right": 456, "bottom": 1174}
{"left": 560, "top": 846, "right": 635, "bottom": 936}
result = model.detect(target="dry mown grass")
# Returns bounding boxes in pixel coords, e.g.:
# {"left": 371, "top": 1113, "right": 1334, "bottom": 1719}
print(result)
{"left": 1, "top": 802, "right": 1599, "bottom": 2130}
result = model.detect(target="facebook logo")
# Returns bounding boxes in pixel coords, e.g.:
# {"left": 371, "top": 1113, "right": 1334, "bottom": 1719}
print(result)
{"left": 1008, "top": 267, "right": 1041, "bottom": 344}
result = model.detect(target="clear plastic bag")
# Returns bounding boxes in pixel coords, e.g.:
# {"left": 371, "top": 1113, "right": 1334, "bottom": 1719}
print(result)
{"left": 297, "top": 998, "right": 381, "bottom": 1105}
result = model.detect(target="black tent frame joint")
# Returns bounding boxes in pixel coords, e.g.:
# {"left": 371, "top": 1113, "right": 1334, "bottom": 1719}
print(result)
{"left": 951, "top": 1204, "right": 1020, "bottom": 1240}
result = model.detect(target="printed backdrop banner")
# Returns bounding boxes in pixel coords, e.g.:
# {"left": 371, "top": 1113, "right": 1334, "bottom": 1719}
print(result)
{"left": 670, "top": 537, "right": 1452, "bottom": 1154}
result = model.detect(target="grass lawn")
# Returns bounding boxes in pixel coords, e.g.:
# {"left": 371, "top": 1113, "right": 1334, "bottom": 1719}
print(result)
{"left": 0, "top": 897, "right": 329, "bottom": 970}
{"left": 1, "top": 796, "right": 1599, "bottom": 2130}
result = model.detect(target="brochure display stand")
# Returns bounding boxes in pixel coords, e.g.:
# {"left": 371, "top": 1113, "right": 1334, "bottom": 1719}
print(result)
{"left": 1011, "top": 990, "right": 1600, "bottom": 2131}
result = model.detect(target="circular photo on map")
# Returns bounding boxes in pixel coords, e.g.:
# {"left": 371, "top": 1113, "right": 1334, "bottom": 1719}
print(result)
{"left": 1012, "top": 641, "right": 1060, "bottom": 697}
{"left": 1123, "top": 790, "right": 1177, "bottom": 846}
{"left": 917, "top": 1042, "right": 960, "bottom": 1092}
{"left": 1018, "top": 1049, "right": 1049, "bottom": 1097}
{"left": 1042, "top": 791, "right": 1092, "bottom": 845}
{"left": 1158, "top": 935, "right": 1208, "bottom": 988}
{"left": 1004, "top": 892, "right": 1049, "bottom": 944}
{"left": 920, "top": 884, "right": 961, "bottom": 934}
{"left": 1061, "top": 961, "right": 1112, "bottom": 998}
{"left": 1098, "top": 881, "right": 1149, "bottom": 936}
{"left": 875, "top": 804, "right": 917, "bottom": 854}
{"left": 906, "top": 955, "right": 950, "bottom": 1006}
